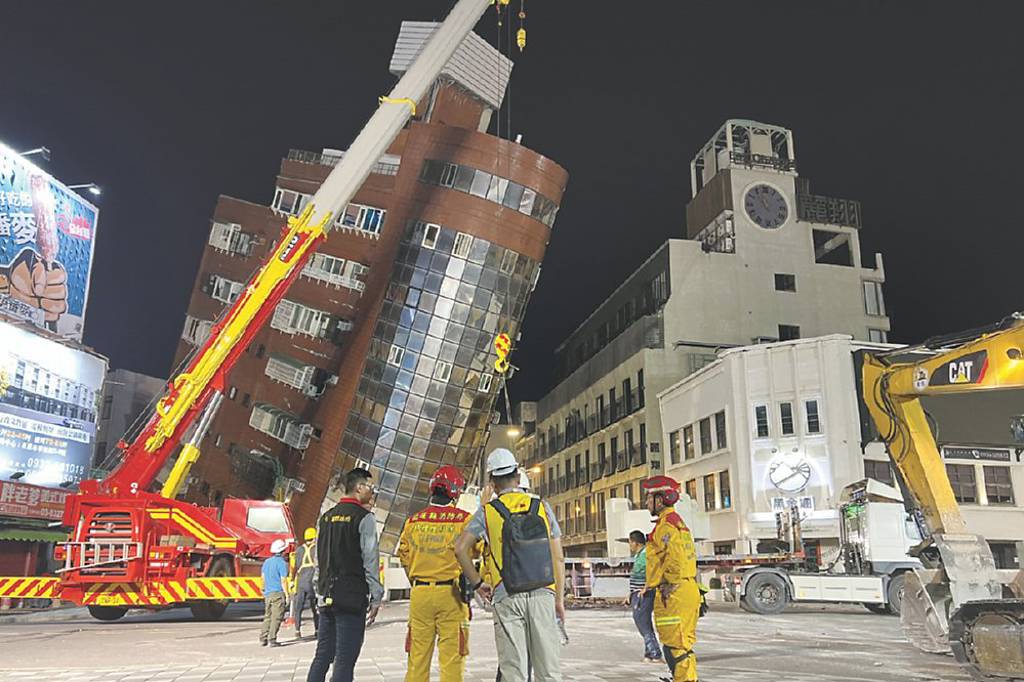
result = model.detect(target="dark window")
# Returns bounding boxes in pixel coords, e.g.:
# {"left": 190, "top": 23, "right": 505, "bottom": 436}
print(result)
{"left": 774, "top": 274, "right": 796, "bottom": 292}
{"left": 598, "top": 443, "right": 607, "bottom": 476}
{"left": 683, "top": 425, "right": 695, "bottom": 460}
{"left": 713, "top": 542, "right": 735, "bottom": 556}
{"left": 779, "top": 325, "right": 801, "bottom": 341}
{"left": 699, "top": 418, "right": 712, "bottom": 454}
{"left": 637, "top": 369, "right": 645, "bottom": 407}
{"left": 703, "top": 474, "right": 716, "bottom": 511}
{"left": 812, "top": 228, "right": 854, "bottom": 266}
{"left": 101, "top": 396, "right": 113, "bottom": 420}
{"left": 805, "top": 400, "right": 821, "bottom": 434}
{"left": 584, "top": 495, "right": 593, "bottom": 531}
{"left": 755, "top": 405, "right": 769, "bottom": 438}
{"left": 624, "top": 483, "right": 633, "bottom": 506}
{"left": 989, "top": 542, "right": 1020, "bottom": 570}
{"left": 719, "top": 470, "right": 731, "bottom": 509}
{"left": 597, "top": 493, "right": 606, "bottom": 530}
{"left": 714, "top": 410, "right": 727, "bottom": 449}
{"left": 685, "top": 478, "right": 698, "bottom": 502}
{"left": 780, "top": 402, "right": 795, "bottom": 435}
{"left": 669, "top": 430, "right": 681, "bottom": 465}
{"left": 864, "top": 459, "right": 893, "bottom": 487}
{"left": 946, "top": 464, "right": 977, "bottom": 504}
{"left": 984, "top": 466, "right": 1014, "bottom": 504}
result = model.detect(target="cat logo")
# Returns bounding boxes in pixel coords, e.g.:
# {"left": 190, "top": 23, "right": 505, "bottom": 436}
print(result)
{"left": 929, "top": 350, "right": 988, "bottom": 388}
{"left": 948, "top": 360, "right": 975, "bottom": 384}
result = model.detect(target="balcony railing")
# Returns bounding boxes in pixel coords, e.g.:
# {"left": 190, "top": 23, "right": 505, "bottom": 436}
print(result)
{"left": 537, "top": 388, "right": 646, "bottom": 460}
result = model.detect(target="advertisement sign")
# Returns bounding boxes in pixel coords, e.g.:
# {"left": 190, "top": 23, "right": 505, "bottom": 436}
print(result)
{"left": 0, "top": 320, "right": 106, "bottom": 488}
{"left": 0, "top": 142, "right": 99, "bottom": 341}
{"left": 0, "top": 479, "right": 70, "bottom": 521}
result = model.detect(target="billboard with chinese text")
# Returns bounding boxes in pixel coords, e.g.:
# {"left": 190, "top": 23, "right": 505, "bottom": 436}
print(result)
{"left": 0, "top": 479, "right": 70, "bottom": 521}
{"left": 0, "top": 142, "right": 99, "bottom": 341}
{"left": 0, "top": 320, "right": 107, "bottom": 488}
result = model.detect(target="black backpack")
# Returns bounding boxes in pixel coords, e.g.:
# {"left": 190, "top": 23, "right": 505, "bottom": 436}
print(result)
{"left": 490, "top": 497, "right": 554, "bottom": 593}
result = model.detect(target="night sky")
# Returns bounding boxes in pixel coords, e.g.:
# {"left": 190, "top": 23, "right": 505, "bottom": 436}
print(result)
{"left": 1, "top": 2, "right": 1021, "bottom": 402}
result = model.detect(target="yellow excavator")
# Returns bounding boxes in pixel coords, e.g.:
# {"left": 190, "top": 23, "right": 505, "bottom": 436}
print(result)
{"left": 862, "top": 313, "right": 1024, "bottom": 680}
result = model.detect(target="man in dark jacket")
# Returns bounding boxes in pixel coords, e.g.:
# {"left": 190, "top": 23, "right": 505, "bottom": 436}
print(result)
{"left": 307, "top": 468, "right": 384, "bottom": 682}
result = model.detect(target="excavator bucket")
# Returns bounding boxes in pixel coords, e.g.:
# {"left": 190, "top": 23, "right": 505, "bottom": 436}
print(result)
{"left": 949, "top": 599, "right": 1024, "bottom": 680}
{"left": 901, "top": 568, "right": 953, "bottom": 654}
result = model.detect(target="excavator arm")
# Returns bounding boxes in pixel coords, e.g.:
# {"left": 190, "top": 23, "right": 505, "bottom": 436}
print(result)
{"left": 862, "top": 315, "right": 1024, "bottom": 680}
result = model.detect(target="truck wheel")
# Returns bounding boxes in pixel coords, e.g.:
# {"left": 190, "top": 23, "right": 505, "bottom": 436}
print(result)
{"left": 886, "top": 573, "right": 905, "bottom": 616}
{"left": 190, "top": 557, "right": 233, "bottom": 621}
{"left": 742, "top": 573, "right": 789, "bottom": 615}
{"left": 88, "top": 605, "right": 128, "bottom": 621}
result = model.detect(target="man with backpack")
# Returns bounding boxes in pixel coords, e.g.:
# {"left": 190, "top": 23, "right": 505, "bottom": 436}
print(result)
{"left": 397, "top": 465, "right": 473, "bottom": 682}
{"left": 455, "top": 448, "right": 565, "bottom": 682}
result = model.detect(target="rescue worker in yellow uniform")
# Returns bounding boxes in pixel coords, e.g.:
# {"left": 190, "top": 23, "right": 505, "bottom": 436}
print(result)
{"left": 397, "top": 465, "right": 472, "bottom": 682}
{"left": 641, "top": 476, "right": 700, "bottom": 682}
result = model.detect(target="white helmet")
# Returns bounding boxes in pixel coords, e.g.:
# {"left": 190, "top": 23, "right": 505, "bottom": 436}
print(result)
{"left": 518, "top": 469, "right": 531, "bottom": 491}
{"left": 270, "top": 539, "right": 288, "bottom": 555}
{"left": 486, "top": 448, "right": 518, "bottom": 476}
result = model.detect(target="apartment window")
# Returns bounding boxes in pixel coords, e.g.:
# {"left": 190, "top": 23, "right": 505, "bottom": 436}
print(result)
{"left": 421, "top": 222, "right": 441, "bottom": 249}
{"left": 780, "top": 402, "right": 795, "bottom": 435}
{"left": 864, "top": 459, "right": 893, "bottom": 487}
{"left": 452, "top": 232, "right": 473, "bottom": 258}
{"left": 869, "top": 328, "right": 888, "bottom": 343}
{"left": 499, "top": 250, "right": 517, "bottom": 274}
{"left": 584, "top": 495, "right": 593, "bottom": 531}
{"left": 638, "top": 369, "right": 645, "bottom": 408}
{"left": 984, "top": 466, "right": 1015, "bottom": 505}
{"left": 703, "top": 474, "right": 717, "bottom": 511}
{"left": 598, "top": 443, "right": 607, "bottom": 476}
{"left": 946, "top": 464, "right": 977, "bottom": 504}
{"left": 478, "top": 374, "right": 494, "bottom": 393}
{"left": 387, "top": 345, "right": 405, "bottom": 367}
{"left": 271, "top": 300, "right": 333, "bottom": 339}
{"left": 182, "top": 315, "right": 213, "bottom": 346}
{"left": 439, "top": 162, "right": 458, "bottom": 187}
{"left": 805, "top": 400, "right": 821, "bottom": 434}
{"left": 265, "top": 354, "right": 315, "bottom": 392}
{"left": 863, "top": 281, "right": 886, "bottom": 316}
{"left": 303, "top": 253, "right": 350, "bottom": 287}
{"left": 209, "top": 221, "right": 253, "bottom": 256}
{"left": 624, "top": 483, "right": 633, "bottom": 505}
{"left": 584, "top": 450, "right": 591, "bottom": 483}
{"left": 338, "top": 203, "right": 386, "bottom": 234}
{"left": 597, "top": 493, "right": 606, "bottom": 530}
{"left": 669, "top": 430, "right": 681, "bottom": 465}
{"left": 699, "top": 417, "right": 712, "bottom": 454}
{"left": 779, "top": 324, "right": 801, "bottom": 341}
{"left": 272, "top": 188, "right": 310, "bottom": 215}
{"left": 610, "top": 436, "right": 619, "bottom": 471}
{"left": 683, "top": 425, "right": 695, "bottom": 460}
{"left": 685, "top": 478, "right": 698, "bottom": 503}
{"left": 719, "top": 470, "right": 732, "bottom": 509}
{"left": 754, "top": 405, "right": 770, "bottom": 438}
{"left": 774, "top": 273, "right": 796, "bottom": 292}
{"left": 434, "top": 361, "right": 453, "bottom": 383}
{"left": 209, "top": 275, "right": 244, "bottom": 304}
{"left": 638, "top": 423, "right": 647, "bottom": 464}
{"left": 714, "top": 410, "right": 727, "bottom": 450}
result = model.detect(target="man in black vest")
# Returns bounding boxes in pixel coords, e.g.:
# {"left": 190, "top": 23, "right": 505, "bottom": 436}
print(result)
{"left": 307, "top": 468, "right": 383, "bottom": 682}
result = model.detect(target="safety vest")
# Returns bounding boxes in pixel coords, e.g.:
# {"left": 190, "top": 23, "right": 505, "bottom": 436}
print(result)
{"left": 299, "top": 542, "right": 316, "bottom": 571}
{"left": 397, "top": 504, "right": 471, "bottom": 582}
{"left": 482, "top": 491, "right": 555, "bottom": 591}
{"left": 646, "top": 508, "right": 697, "bottom": 587}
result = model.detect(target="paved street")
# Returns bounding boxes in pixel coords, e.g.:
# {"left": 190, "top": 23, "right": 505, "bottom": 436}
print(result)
{"left": 0, "top": 601, "right": 967, "bottom": 681}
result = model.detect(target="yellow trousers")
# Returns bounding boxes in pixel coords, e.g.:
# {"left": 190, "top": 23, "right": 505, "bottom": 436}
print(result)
{"left": 653, "top": 579, "right": 700, "bottom": 682}
{"left": 405, "top": 584, "right": 470, "bottom": 682}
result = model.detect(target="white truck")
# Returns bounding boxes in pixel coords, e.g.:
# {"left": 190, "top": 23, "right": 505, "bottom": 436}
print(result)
{"left": 604, "top": 479, "right": 922, "bottom": 615}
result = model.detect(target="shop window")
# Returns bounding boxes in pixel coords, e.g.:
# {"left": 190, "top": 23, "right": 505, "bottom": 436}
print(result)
{"left": 703, "top": 474, "right": 716, "bottom": 511}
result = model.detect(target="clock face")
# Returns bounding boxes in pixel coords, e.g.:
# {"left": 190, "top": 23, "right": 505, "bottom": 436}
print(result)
{"left": 744, "top": 184, "right": 788, "bottom": 229}
{"left": 768, "top": 457, "right": 812, "bottom": 493}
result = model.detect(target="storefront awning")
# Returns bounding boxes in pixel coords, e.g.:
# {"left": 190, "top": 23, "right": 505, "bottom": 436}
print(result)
{"left": 0, "top": 528, "right": 68, "bottom": 542}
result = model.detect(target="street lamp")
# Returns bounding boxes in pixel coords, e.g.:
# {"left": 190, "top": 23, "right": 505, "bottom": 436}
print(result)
{"left": 67, "top": 183, "right": 102, "bottom": 197}
{"left": 20, "top": 147, "right": 50, "bottom": 162}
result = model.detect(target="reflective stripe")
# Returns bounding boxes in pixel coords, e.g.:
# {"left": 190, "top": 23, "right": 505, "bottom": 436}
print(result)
{"left": 655, "top": 616, "right": 682, "bottom": 625}
{"left": 299, "top": 543, "right": 316, "bottom": 570}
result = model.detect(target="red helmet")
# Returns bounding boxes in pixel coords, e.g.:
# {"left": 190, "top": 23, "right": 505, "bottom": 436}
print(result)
{"left": 429, "top": 465, "right": 466, "bottom": 499}
{"left": 641, "top": 475, "right": 681, "bottom": 505}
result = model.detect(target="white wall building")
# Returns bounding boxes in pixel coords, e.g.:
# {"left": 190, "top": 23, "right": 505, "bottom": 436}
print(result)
{"left": 658, "top": 335, "right": 1024, "bottom": 569}
{"left": 521, "top": 120, "right": 890, "bottom": 556}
